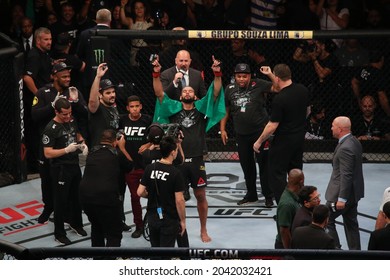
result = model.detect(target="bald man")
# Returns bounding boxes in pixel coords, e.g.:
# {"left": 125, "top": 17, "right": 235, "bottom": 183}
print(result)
{"left": 275, "top": 169, "right": 305, "bottom": 249}
{"left": 325, "top": 116, "right": 364, "bottom": 250}
{"left": 160, "top": 50, "right": 206, "bottom": 100}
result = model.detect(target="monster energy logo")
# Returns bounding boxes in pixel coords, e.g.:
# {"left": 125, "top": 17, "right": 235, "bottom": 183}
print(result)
{"left": 94, "top": 49, "right": 105, "bottom": 64}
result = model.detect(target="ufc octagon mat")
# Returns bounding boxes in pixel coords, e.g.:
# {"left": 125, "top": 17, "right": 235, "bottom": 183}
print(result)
{"left": 1, "top": 162, "right": 389, "bottom": 251}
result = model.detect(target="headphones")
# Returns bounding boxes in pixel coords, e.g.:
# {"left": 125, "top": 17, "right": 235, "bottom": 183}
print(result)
{"left": 145, "top": 123, "right": 165, "bottom": 144}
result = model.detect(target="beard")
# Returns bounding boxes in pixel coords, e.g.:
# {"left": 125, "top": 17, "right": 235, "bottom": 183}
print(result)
{"left": 181, "top": 97, "right": 195, "bottom": 104}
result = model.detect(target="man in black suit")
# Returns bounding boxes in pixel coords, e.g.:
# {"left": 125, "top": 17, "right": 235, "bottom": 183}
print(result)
{"left": 160, "top": 50, "right": 206, "bottom": 100}
{"left": 368, "top": 201, "right": 390, "bottom": 250}
{"left": 291, "top": 204, "right": 336, "bottom": 249}
{"left": 325, "top": 116, "right": 364, "bottom": 250}
{"left": 76, "top": 8, "right": 110, "bottom": 100}
{"left": 17, "top": 17, "right": 34, "bottom": 58}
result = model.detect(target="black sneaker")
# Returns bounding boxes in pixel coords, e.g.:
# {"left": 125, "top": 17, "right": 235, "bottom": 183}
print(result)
{"left": 69, "top": 225, "right": 87, "bottom": 237}
{"left": 237, "top": 198, "right": 258, "bottom": 206}
{"left": 55, "top": 236, "right": 71, "bottom": 246}
{"left": 184, "top": 189, "right": 191, "bottom": 201}
{"left": 122, "top": 223, "right": 132, "bottom": 232}
{"left": 265, "top": 198, "right": 274, "bottom": 208}
{"left": 131, "top": 228, "right": 143, "bottom": 238}
{"left": 37, "top": 209, "right": 52, "bottom": 224}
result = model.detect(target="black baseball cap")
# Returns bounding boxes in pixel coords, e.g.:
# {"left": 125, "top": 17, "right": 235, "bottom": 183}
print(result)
{"left": 99, "top": 79, "right": 116, "bottom": 92}
{"left": 234, "top": 63, "right": 251, "bottom": 74}
{"left": 52, "top": 62, "right": 72, "bottom": 74}
{"left": 147, "top": 123, "right": 164, "bottom": 144}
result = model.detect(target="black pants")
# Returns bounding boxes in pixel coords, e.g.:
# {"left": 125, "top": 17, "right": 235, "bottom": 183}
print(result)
{"left": 269, "top": 133, "right": 304, "bottom": 204}
{"left": 83, "top": 203, "right": 123, "bottom": 247}
{"left": 147, "top": 212, "right": 182, "bottom": 248}
{"left": 51, "top": 164, "right": 83, "bottom": 238}
{"left": 38, "top": 157, "right": 53, "bottom": 213}
{"left": 236, "top": 132, "right": 272, "bottom": 200}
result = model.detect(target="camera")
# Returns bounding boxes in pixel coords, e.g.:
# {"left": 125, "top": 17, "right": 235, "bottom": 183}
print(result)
{"left": 299, "top": 41, "right": 316, "bottom": 53}
{"left": 116, "top": 129, "right": 124, "bottom": 140}
{"left": 149, "top": 54, "right": 158, "bottom": 65}
{"left": 161, "top": 123, "right": 183, "bottom": 140}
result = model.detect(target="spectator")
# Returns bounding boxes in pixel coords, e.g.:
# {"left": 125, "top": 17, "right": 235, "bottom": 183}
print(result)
{"left": 249, "top": 0, "right": 285, "bottom": 30}
{"left": 152, "top": 56, "right": 224, "bottom": 243}
{"left": 285, "top": 0, "right": 320, "bottom": 30}
{"left": 137, "top": 136, "right": 187, "bottom": 248}
{"left": 52, "top": 32, "right": 86, "bottom": 90}
{"left": 334, "top": 39, "right": 369, "bottom": 68}
{"left": 316, "top": 0, "right": 350, "bottom": 47}
{"left": 223, "top": 0, "right": 250, "bottom": 29}
{"left": 119, "top": 0, "right": 153, "bottom": 66}
{"left": 274, "top": 169, "right": 305, "bottom": 249}
{"left": 352, "top": 95, "right": 388, "bottom": 141}
{"left": 305, "top": 102, "right": 328, "bottom": 139}
{"left": 351, "top": 50, "right": 390, "bottom": 117}
{"left": 306, "top": 39, "right": 339, "bottom": 118}
{"left": 219, "top": 39, "right": 252, "bottom": 85}
{"left": 220, "top": 63, "right": 276, "bottom": 207}
{"left": 119, "top": 95, "right": 152, "bottom": 239}
{"left": 17, "top": 17, "right": 34, "bottom": 58}
{"left": 253, "top": 64, "right": 310, "bottom": 204}
{"left": 160, "top": 50, "right": 206, "bottom": 100}
{"left": 291, "top": 185, "right": 321, "bottom": 233}
{"left": 325, "top": 116, "right": 364, "bottom": 250}
{"left": 111, "top": 5, "right": 126, "bottom": 30}
{"left": 42, "top": 98, "right": 88, "bottom": 245}
{"left": 368, "top": 201, "right": 390, "bottom": 250}
{"left": 46, "top": 12, "right": 58, "bottom": 27}
{"left": 375, "top": 187, "right": 390, "bottom": 230}
{"left": 49, "top": 1, "right": 94, "bottom": 54}
{"left": 191, "top": 0, "right": 225, "bottom": 30}
{"left": 158, "top": 26, "right": 204, "bottom": 72}
{"left": 79, "top": 129, "right": 125, "bottom": 248}
{"left": 291, "top": 204, "right": 336, "bottom": 249}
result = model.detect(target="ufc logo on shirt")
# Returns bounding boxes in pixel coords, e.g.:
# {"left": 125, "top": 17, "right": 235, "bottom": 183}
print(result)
{"left": 124, "top": 127, "right": 146, "bottom": 136}
{"left": 151, "top": 170, "right": 169, "bottom": 181}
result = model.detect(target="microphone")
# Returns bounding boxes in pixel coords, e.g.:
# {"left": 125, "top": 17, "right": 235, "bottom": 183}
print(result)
{"left": 177, "top": 69, "right": 186, "bottom": 86}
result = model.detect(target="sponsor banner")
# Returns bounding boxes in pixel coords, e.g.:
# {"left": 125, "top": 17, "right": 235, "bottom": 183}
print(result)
{"left": 189, "top": 30, "right": 313, "bottom": 40}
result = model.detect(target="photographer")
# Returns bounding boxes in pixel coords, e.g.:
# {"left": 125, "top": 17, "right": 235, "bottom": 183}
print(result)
{"left": 142, "top": 123, "right": 185, "bottom": 167}
{"left": 152, "top": 55, "right": 225, "bottom": 243}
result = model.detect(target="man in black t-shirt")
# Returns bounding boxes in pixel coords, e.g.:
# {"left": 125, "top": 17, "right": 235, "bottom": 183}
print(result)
{"left": 221, "top": 63, "right": 276, "bottom": 207}
{"left": 119, "top": 95, "right": 152, "bottom": 239}
{"left": 32, "top": 62, "right": 88, "bottom": 224}
{"left": 137, "top": 136, "right": 187, "bottom": 248}
{"left": 254, "top": 64, "right": 310, "bottom": 204}
{"left": 79, "top": 129, "right": 124, "bottom": 248}
{"left": 88, "top": 63, "right": 120, "bottom": 147}
{"left": 42, "top": 98, "right": 88, "bottom": 246}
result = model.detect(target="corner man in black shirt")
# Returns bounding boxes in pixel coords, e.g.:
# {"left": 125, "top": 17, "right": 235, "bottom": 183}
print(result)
{"left": 79, "top": 129, "right": 125, "bottom": 248}
{"left": 42, "top": 98, "right": 88, "bottom": 246}
{"left": 137, "top": 136, "right": 187, "bottom": 248}
{"left": 221, "top": 63, "right": 277, "bottom": 207}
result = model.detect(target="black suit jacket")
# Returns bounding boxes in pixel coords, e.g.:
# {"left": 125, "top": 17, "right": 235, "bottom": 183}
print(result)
{"left": 291, "top": 224, "right": 336, "bottom": 249}
{"left": 160, "top": 66, "right": 206, "bottom": 100}
{"left": 368, "top": 225, "right": 390, "bottom": 250}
